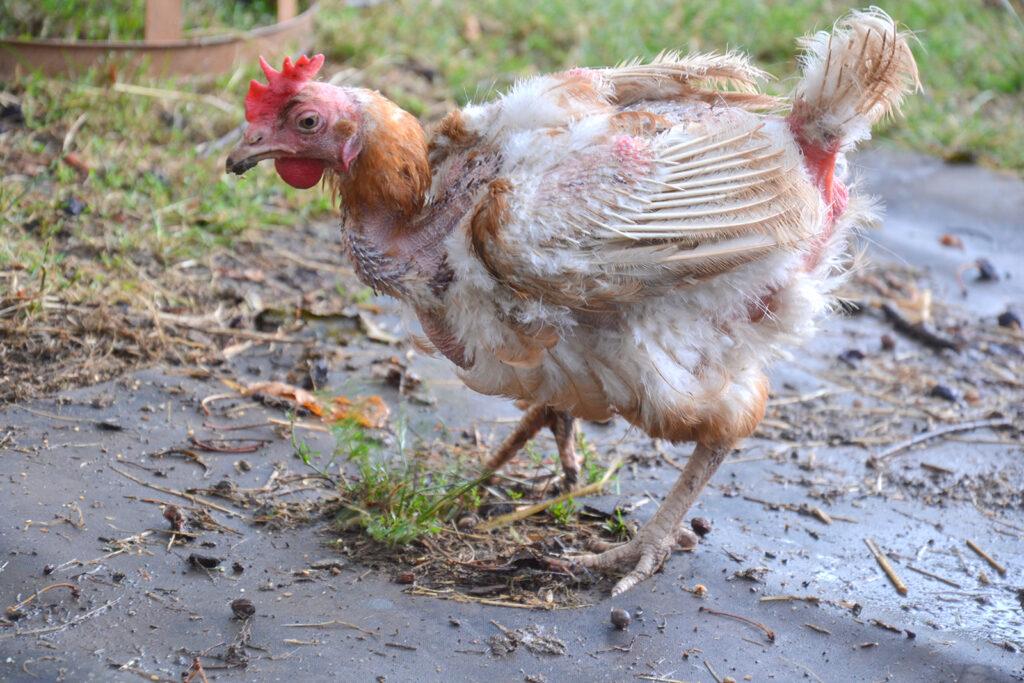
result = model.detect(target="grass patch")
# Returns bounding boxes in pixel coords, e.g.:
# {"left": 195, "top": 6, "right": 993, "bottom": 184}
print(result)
{"left": 283, "top": 414, "right": 627, "bottom": 605}
{"left": 295, "top": 417, "right": 487, "bottom": 545}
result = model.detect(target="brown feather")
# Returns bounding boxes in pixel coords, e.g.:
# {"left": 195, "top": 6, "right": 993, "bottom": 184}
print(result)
{"left": 332, "top": 94, "right": 431, "bottom": 218}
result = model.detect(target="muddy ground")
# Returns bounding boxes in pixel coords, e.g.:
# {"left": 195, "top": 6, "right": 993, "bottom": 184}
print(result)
{"left": 0, "top": 149, "right": 1022, "bottom": 682}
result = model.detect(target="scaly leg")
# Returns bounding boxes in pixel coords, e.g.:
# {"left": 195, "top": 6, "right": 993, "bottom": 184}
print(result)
{"left": 551, "top": 410, "right": 581, "bottom": 488}
{"left": 484, "top": 405, "right": 581, "bottom": 485}
{"left": 575, "top": 440, "right": 733, "bottom": 596}
{"left": 484, "top": 405, "right": 551, "bottom": 473}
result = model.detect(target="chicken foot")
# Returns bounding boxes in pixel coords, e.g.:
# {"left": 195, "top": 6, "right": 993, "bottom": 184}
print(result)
{"left": 485, "top": 405, "right": 581, "bottom": 487}
{"left": 574, "top": 440, "right": 733, "bottom": 596}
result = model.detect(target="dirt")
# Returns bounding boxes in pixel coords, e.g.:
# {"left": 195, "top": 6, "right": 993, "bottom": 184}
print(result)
{"left": 0, "top": 149, "right": 1022, "bottom": 682}
{"left": 0, "top": 220, "right": 363, "bottom": 404}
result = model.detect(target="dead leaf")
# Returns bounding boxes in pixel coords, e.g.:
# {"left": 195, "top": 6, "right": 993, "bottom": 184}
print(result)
{"left": 331, "top": 395, "right": 390, "bottom": 429}
{"left": 244, "top": 381, "right": 324, "bottom": 417}
{"left": 241, "top": 380, "right": 389, "bottom": 429}
{"left": 939, "top": 233, "right": 964, "bottom": 249}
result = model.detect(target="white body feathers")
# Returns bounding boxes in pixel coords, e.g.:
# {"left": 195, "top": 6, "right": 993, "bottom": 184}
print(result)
{"left": 406, "top": 10, "right": 917, "bottom": 441}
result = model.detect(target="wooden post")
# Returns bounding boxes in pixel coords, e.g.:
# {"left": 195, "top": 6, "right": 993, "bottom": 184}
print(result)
{"left": 145, "top": 0, "right": 183, "bottom": 43}
{"left": 277, "top": 0, "right": 298, "bottom": 23}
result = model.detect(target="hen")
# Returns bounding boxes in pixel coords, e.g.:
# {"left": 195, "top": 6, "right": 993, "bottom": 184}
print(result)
{"left": 227, "top": 9, "right": 918, "bottom": 595}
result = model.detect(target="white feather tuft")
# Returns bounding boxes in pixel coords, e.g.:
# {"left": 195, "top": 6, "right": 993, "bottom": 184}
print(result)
{"left": 791, "top": 7, "right": 920, "bottom": 149}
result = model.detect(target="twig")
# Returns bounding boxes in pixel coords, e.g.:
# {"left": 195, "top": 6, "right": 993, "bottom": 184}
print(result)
{"left": 870, "top": 417, "right": 1013, "bottom": 465}
{"left": 864, "top": 538, "right": 908, "bottom": 596}
{"left": 636, "top": 676, "right": 687, "bottom": 683}
{"left": 189, "top": 436, "right": 268, "bottom": 453}
{"left": 109, "top": 465, "right": 241, "bottom": 518}
{"left": 182, "top": 657, "right": 210, "bottom": 683}
{"left": 804, "top": 623, "right": 832, "bottom": 635}
{"left": 965, "top": 539, "right": 1007, "bottom": 576}
{"left": 880, "top": 303, "right": 960, "bottom": 351}
{"left": 759, "top": 595, "right": 821, "bottom": 605}
{"left": 406, "top": 585, "right": 577, "bottom": 610}
{"left": 149, "top": 448, "right": 209, "bottom": 473}
{"left": 905, "top": 564, "right": 962, "bottom": 589}
{"left": 284, "top": 619, "right": 377, "bottom": 637}
{"left": 62, "top": 113, "right": 88, "bottom": 154}
{"left": 704, "top": 659, "right": 722, "bottom": 683}
{"left": 6, "top": 582, "right": 79, "bottom": 617}
{"left": 476, "top": 456, "right": 623, "bottom": 531}
{"left": 698, "top": 606, "right": 775, "bottom": 643}
{"left": 267, "top": 417, "right": 330, "bottom": 433}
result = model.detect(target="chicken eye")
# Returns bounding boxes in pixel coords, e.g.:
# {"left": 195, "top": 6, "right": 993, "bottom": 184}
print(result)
{"left": 297, "top": 113, "right": 320, "bottom": 131}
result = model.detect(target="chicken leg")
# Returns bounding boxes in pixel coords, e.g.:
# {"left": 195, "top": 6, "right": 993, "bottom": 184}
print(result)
{"left": 575, "top": 440, "right": 733, "bottom": 596}
{"left": 485, "top": 405, "right": 581, "bottom": 487}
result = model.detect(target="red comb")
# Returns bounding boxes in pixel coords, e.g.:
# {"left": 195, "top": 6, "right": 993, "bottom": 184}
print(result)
{"left": 245, "top": 54, "right": 326, "bottom": 123}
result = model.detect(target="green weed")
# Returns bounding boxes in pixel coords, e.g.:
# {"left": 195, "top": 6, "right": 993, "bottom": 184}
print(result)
{"left": 548, "top": 498, "right": 577, "bottom": 526}
{"left": 294, "top": 417, "right": 487, "bottom": 546}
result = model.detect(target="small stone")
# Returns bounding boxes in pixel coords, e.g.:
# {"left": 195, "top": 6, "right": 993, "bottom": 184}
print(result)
{"left": 231, "top": 598, "right": 255, "bottom": 620}
{"left": 880, "top": 334, "right": 896, "bottom": 351}
{"left": 62, "top": 196, "right": 86, "bottom": 216}
{"left": 610, "top": 607, "right": 631, "bottom": 630}
{"left": 456, "top": 514, "right": 480, "bottom": 531}
{"left": 837, "top": 348, "right": 865, "bottom": 367}
{"left": 187, "top": 554, "right": 222, "bottom": 570}
{"left": 974, "top": 258, "right": 999, "bottom": 281}
{"left": 395, "top": 571, "right": 415, "bottom": 584}
{"left": 997, "top": 310, "right": 1021, "bottom": 330}
{"left": 928, "top": 384, "right": 958, "bottom": 402}
{"left": 691, "top": 517, "right": 713, "bottom": 537}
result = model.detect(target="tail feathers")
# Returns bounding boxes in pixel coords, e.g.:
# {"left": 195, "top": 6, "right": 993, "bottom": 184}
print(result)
{"left": 791, "top": 8, "right": 920, "bottom": 149}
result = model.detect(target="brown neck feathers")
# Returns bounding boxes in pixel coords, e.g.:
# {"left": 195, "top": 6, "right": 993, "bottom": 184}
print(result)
{"left": 332, "top": 94, "right": 430, "bottom": 220}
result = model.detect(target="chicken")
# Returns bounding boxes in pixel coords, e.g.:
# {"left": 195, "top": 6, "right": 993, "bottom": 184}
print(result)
{"left": 226, "top": 9, "right": 918, "bottom": 595}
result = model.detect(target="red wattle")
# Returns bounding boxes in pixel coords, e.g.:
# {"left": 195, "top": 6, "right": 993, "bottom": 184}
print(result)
{"left": 274, "top": 158, "right": 325, "bottom": 189}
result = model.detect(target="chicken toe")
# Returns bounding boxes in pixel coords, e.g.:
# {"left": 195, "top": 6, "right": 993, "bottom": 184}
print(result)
{"left": 572, "top": 441, "right": 733, "bottom": 595}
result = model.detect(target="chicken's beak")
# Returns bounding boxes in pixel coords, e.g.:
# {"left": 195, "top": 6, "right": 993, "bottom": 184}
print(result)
{"left": 225, "top": 125, "right": 284, "bottom": 175}
{"left": 225, "top": 140, "right": 279, "bottom": 175}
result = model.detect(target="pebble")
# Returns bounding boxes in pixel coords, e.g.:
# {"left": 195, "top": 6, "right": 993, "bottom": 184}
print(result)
{"left": 928, "top": 384, "right": 958, "bottom": 402}
{"left": 231, "top": 598, "right": 255, "bottom": 620}
{"left": 997, "top": 310, "right": 1021, "bottom": 330}
{"left": 610, "top": 607, "right": 631, "bottom": 630}
{"left": 691, "top": 517, "right": 713, "bottom": 537}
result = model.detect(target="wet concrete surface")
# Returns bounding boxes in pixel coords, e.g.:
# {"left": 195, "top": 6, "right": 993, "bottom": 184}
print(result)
{"left": 0, "top": 149, "right": 1022, "bottom": 682}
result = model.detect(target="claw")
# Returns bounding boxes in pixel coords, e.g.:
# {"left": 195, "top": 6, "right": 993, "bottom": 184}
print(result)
{"left": 611, "top": 543, "right": 671, "bottom": 596}
{"left": 572, "top": 519, "right": 700, "bottom": 595}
